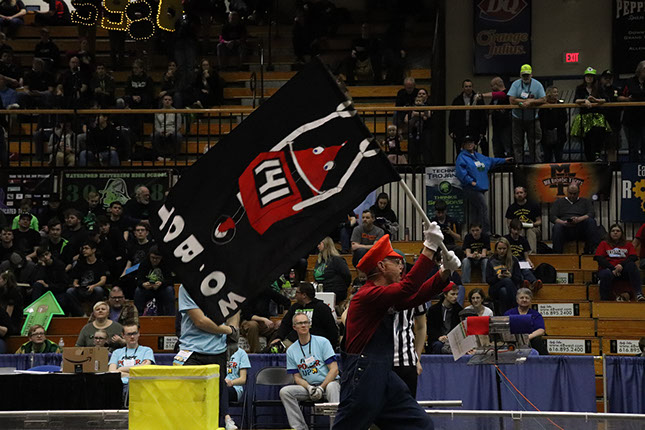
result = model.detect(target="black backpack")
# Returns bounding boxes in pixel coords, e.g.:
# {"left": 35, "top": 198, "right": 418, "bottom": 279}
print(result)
{"left": 534, "top": 263, "right": 557, "bottom": 284}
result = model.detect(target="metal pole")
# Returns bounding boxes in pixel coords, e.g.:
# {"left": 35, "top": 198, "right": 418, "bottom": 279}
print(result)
{"left": 602, "top": 354, "right": 608, "bottom": 414}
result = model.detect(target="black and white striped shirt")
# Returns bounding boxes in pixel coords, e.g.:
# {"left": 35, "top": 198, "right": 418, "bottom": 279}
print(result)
{"left": 393, "top": 304, "right": 427, "bottom": 367}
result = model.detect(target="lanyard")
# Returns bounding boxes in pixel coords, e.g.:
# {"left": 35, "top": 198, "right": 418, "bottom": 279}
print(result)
{"left": 299, "top": 339, "right": 312, "bottom": 358}
{"left": 124, "top": 346, "right": 139, "bottom": 359}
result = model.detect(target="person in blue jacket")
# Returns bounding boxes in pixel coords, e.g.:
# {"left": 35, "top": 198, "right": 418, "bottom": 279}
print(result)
{"left": 456, "top": 135, "right": 513, "bottom": 235}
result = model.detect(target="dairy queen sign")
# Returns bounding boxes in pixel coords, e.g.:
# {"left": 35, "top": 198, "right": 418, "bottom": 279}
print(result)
{"left": 474, "top": 0, "right": 532, "bottom": 74}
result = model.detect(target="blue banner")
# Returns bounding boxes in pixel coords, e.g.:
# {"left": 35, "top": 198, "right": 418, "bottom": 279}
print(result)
{"left": 474, "top": 0, "right": 532, "bottom": 75}
{"left": 621, "top": 163, "right": 645, "bottom": 222}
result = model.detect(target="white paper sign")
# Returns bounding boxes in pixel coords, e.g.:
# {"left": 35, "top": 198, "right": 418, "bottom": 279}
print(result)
{"left": 537, "top": 303, "right": 575, "bottom": 317}
{"left": 556, "top": 272, "right": 569, "bottom": 284}
{"left": 519, "top": 261, "right": 531, "bottom": 270}
{"left": 616, "top": 340, "right": 641, "bottom": 355}
{"left": 163, "top": 336, "right": 178, "bottom": 350}
{"left": 547, "top": 339, "right": 587, "bottom": 354}
{"left": 447, "top": 322, "right": 478, "bottom": 361}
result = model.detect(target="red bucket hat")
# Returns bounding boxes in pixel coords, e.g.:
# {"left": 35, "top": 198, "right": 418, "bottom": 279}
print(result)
{"left": 356, "top": 234, "right": 402, "bottom": 273}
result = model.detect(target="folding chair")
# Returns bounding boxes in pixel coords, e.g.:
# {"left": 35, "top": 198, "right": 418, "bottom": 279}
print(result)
{"left": 251, "top": 366, "right": 294, "bottom": 429}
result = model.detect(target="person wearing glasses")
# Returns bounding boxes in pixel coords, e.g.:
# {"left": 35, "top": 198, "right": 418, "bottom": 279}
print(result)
{"left": 109, "top": 322, "right": 154, "bottom": 405}
{"left": 280, "top": 312, "right": 340, "bottom": 430}
{"left": 92, "top": 329, "right": 109, "bottom": 348}
{"left": 15, "top": 324, "right": 63, "bottom": 353}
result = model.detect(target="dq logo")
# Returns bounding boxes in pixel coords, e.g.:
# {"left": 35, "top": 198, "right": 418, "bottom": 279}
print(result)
{"left": 71, "top": 0, "right": 183, "bottom": 40}
{"left": 477, "top": 0, "right": 528, "bottom": 22}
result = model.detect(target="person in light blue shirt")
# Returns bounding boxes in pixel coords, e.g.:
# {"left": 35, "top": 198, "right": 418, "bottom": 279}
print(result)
{"left": 456, "top": 135, "right": 512, "bottom": 235}
{"left": 280, "top": 313, "right": 339, "bottom": 430}
{"left": 224, "top": 346, "right": 251, "bottom": 430}
{"left": 108, "top": 322, "right": 155, "bottom": 406}
{"left": 174, "top": 285, "right": 237, "bottom": 429}
{"left": 507, "top": 64, "right": 546, "bottom": 163}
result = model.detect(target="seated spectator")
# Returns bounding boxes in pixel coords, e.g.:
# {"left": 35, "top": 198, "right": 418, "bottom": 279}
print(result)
{"left": 123, "top": 186, "right": 152, "bottom": 224}
{"left": 12, "top": 213, "right": 40, "bottom": 260}
{"left": 123, "top": 59, "right": 154, "bottom": 109}
{"left": 107, "top": 201, "right": 133, "bottom": 242}
{"left": 0, "top": 253, "right": 36, "bottom": 303}
{"left": 107, "top": 286, "right": 128, "bottom": 322}
{"left": 38, "top": 196, "right": 63, "bottom": 232}
{"left": 78, "top": 113, "right": 120, "bottom": 166}
{"left": 540, "top": 86, "right": 568, "bottom": 163}
{"left": 0, "top": 225, "right": 15, "bottom": 262}
{"left": 595, "top": 223, "right": 644, "bottom": 302}
{"left": 339, "top": 22, "right": 381, "bottom": 85}
{"left": 314, "top": 236, "right": 351, "bottom": 304}
{"left": 92, "top": 328, "right": 108, "bottom": 348}
{"left": 217, "top": 11, "right": 247, "bottom": 70}
{"left": 0, "top": 49, "right": 19, "bottom": 85}
{"left": 43, "top": 218, "right": 70, "bottom": 264}
{"left": 239, "top": 282, "right": 290, "bottom": 353}
{"left": 505, "top": 186, "right": 542, "bottom": 253}
{"left": 463, "top": 287, "right": 493, "bottom": 316}
{"left": 121, "top": 222, "right": 154, "bottom": 298}
{"left": 0, "top": 269, "right": 22, "bottom": 337}
{"left": 152, "top": 94, "right": 183, "bottom": 161}
{"left": 460, "top": 223, "right": 490, "bottom": 283}
{"left": 32, "top": 247, "right": 76, "bottom": 315}
{"left": 62, "top": 208, "right": 88, "bottom": 260}
{"left": 0, "top": 74, "right": 17, "bottom": 108}
{"left": 97, "top": 217, "right": 126, "bottom": 283}
{"left": 431, "top": 200, "right": 463, "bottom": 259}
{"left": 158, "top": 60, "right": 183, "bottom": 107}
{"left": 225, "top": 345, "right": 251, "bottom": 430}
{"left": 109, "top": 322, "right": 154, "bottom": 394}
{"left": 504, "top": 288, "right": 547, "bottom": 354}
{"left": 77, "top": 191, "right": 106, "bottom": 230}
{"left": 34, "top": 28, "right": 60, "bottom": 71}
{"left": 34, "top": 0, "right": 70, "bottom": 25}
{"left": 15, "top": 324, "right": 63, "bottom": 354}
{"left": 382, "top": 124, "right": 406, "bottom": 164}
{"left": 11, "top": 198, "right": 39, "bottom": 231}
{"left": 486, "top": 238, "right": 522, "bottom": 314}
{"left": 0, "top": 31, "right": 11, "bottom": 55}
{"left": 270, "top": 282, "right": 339, "bottom": 350}
{"left": 0, "top": 305, "right": 10, "bottom": 352}
{"left": 58, "top": 56, "right": 90, "bottom": 108}
{"left": 66, "top": 38, "right": 94, "bottom": 78}
{"left": 193, "top": 58, "right": 222, "bottom": 108}
{"left": 134, "top": 246, "right": 174, "bottom": 315}
{"left": 350, "top": 209, "right": 385, "bottom": 268}
{"left": 549, "top": 183, "right": 598, "bottom": 254}
{"left": 67, "top": 241, "right": 108, "bottom": 310}
{"left": 426, "top": 282, "right": 462, "bottom": 354}
{"left": 370, "top": 192, "right": 399, "bottom": 237}
{"left": 18, "top": 57, "right": 55, "bottom": 109}
{"left": 47, "top": 122, "right": 76, "bottom": 167}
{"left": 90, "top": 64, "right": 115, "bottom": 108}
{"left": 76, "top": 301, "right": 124, "bottom": 347}
{"left": 505, "top": 218, "right": 542, "bottom": 292}
{"left": 279, "top": 313, "right": 340, "bottom": 430}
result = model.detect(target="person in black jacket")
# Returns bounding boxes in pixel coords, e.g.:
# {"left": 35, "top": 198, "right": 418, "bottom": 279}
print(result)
{"left": 314, "top": 237, "right": 351, "bottom": 303}
{"left": 449, "top": 79, "right": 487, "bottom": 156}
{"left": 270, "top": 282, "right": 339, "bottom": 350}
{"left": 370, "top": 192, "right": 399, "bottom": 237}
{"left": 486, "top": 237, "right": 522, "bottom": 314}
{"left": 134, "top": 246, "right": 175, "bottom": 315}
{"left": 539, "top": 86, "right": 568, "bottom": 162}
{"left": 240, "top": 284, "right": 291, "bottom": 353}
{"left": 31, "top": 246, "right": 77, "bottom": 316}
{"left": 426, "top": 282, "right": 462, "bottom": 354}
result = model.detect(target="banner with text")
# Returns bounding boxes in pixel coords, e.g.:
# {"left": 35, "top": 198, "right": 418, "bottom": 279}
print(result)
{"left": 61, "top": 170, "right": 172, "bottom": 211}
{"left": 0, "top": 172, "right": 55, "bottom": 216}
{"left": 425, "top": 166, "right": 465, "bottom": 223}
{"left": 474, "top": 0, "right": 532, "bottom": 75}
{"left": 613, "top": 0, "right": 645, "bottom": 75}
{"left": 620, "top": 163, "right": 645, "bottom": 222}
{"left": 514, "top": 163, "right": 612, "bottom": 203}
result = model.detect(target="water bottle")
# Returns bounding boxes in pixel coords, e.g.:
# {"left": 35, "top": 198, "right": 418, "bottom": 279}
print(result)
{"left": 29, "top": 351, "right": 35, "bottom": 369}
{"left": 289, "top": 269, "right": 296, "bottom": 284}
{"left": 59, "top": 338, "right": 65, "bottom": 348}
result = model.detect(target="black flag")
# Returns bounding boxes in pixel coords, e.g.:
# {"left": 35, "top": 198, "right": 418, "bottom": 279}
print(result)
{"left": 150, "top": 60, "right": 401, "bottom": 324}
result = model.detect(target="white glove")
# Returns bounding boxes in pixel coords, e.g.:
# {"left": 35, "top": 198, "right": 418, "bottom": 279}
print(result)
{"left": 441, "top": 250, "right": 461, "bottom": 271}
{"left": 308, "top": 385, "right": 324, "bottom": 401}
{"left": 423, "top": 222, "right": 444, "bottom": 251}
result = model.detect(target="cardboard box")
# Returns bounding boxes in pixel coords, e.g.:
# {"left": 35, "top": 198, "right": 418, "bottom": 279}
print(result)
{"left": 62, "top": 347, "right": 109, "bottom": 373}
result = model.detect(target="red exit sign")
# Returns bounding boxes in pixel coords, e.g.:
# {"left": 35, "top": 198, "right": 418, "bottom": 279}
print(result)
{"left": 564, "top": 52, "right": 581, "bottom": 63}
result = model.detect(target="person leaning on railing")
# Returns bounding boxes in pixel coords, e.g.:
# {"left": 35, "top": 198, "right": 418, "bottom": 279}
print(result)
{"left": 508, "top": 64, "right": 546, "bottom": 163}
{"left": 571, "top": 67, "right": 610, "bottom": 162}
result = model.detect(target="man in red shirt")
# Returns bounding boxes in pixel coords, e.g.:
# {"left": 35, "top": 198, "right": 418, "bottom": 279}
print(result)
{"left": 333, "top": 224, "right": 460, "bottom": 429}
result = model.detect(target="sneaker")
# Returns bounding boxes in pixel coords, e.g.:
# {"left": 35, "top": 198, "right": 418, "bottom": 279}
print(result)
{"left": 531, "top": 280, "right": 543, "bottom": 294}
{"left": 616, "top": 295, "right": 627, "bottom": 302}
{"left": 225, "top": 417, "right": 238, "bottom": 430}
{"left": 636, "top": 294, "right": 645, "bottom": 302}
{"left": 522, "top": 280, "right": 531, "bottom": 290}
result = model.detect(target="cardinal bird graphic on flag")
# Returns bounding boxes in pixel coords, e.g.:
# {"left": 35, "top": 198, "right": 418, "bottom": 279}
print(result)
{"left": 151, "top": 60, "right": 400, "bottom": 324}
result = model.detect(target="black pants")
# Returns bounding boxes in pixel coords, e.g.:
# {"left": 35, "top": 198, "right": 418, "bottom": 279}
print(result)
{"left": 393, "top": 365, "right": 418, "bottom": 398}
{"left": 185, "top": 351, "right": 229, "bottom": 426}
